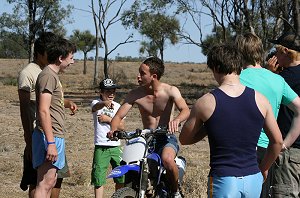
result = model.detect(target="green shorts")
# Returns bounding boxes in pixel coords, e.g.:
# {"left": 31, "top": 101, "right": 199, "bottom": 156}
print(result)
{"left": 91, "top": 145, "right": 124, "bottom": 186}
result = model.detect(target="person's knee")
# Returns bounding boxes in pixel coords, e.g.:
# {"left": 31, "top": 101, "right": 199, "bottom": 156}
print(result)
{"left": 45, "top": 176, "right": 57, "bottom": 189}
{"left": 38, "top": 172, "right": 57, "bottom": 190}
{"left": 162, "top": 155, "right": 176, "bottom": 169}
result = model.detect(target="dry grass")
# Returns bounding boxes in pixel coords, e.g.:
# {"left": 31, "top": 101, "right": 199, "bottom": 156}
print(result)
{"left": 0, "top": 59, "right": 217, "bottom": 197}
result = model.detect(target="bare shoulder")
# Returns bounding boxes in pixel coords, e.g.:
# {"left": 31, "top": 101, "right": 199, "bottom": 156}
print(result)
{"left": 254, "top": 90, "right": 269, "bottom": 105}
{"left": 191, "top": 92, "right": 215, "bottom": 121}
{"left": 161, "top": 83, "right": 181, "bottom": 95}
{"left": 124, "top": 86, "right": 145, "bottom": 103}
{"left": 254, "top": 90, "right": 269, "bottom": 116}
{"left": 195, "top": 92, "right": 215, "bottom": 109}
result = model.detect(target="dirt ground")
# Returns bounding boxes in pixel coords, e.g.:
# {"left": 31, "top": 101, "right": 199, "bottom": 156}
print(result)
{"left": 0, "top": 59, "right": 216, "bottom": 197}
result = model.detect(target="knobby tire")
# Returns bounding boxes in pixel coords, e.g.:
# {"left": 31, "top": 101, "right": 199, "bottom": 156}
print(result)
{"left": 111, "top": 187, "right": 137, "bottom": 198}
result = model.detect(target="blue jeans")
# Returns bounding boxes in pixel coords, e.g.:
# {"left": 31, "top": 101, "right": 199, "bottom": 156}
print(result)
{"left": 208, "top": 172, "right": 263, "bottom": 198}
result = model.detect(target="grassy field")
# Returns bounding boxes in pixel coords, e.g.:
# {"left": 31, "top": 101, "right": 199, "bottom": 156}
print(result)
{"left": 0, "top": 59, "right": 217, "bottom": 197}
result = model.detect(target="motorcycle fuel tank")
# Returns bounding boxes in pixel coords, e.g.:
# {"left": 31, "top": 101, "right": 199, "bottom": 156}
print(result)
{"left": 122, "top": 137, "right": 147, "bottom": 164}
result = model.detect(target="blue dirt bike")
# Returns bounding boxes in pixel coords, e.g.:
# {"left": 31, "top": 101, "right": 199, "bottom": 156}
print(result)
{"left": 107, "top": 127, "right": 186, "bottom": 198}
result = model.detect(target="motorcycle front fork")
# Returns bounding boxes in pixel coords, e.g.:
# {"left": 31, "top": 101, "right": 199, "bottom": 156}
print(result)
{"left": 139, "top": 159, "right": 149, "bottom": 198}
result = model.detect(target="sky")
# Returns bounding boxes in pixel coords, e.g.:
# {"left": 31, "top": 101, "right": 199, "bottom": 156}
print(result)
{"left": 1, "top": 0, "right": 212, "bottom": 63}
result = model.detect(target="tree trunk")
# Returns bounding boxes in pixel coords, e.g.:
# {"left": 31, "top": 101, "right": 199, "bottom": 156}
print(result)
{"left": 104, "top": 54, "right": 109, "bottom": 78}
{"left": 283, "top": 1, "right": 290, "bottom": 32}
{"left": 159, "top": 46, "right": 164, "bottom": 63}
{"left": 293, "top": 0, "right": 300, "bottom": 35}
{"left": 92, "top": 0, "right": 99, "bottom": 85}
{"left": 83, "top": 52, "right": 87, "bottom": 74}
{"left": 103, "top": 34, "right": 109, "bottom": 78}
{"left": 28, "top": 0, "right": 35, "bottom": 63}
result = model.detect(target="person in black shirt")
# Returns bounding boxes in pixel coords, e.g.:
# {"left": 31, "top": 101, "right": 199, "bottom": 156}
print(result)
{"left": 269, "top": 32, "right": 300, "bottom": 197}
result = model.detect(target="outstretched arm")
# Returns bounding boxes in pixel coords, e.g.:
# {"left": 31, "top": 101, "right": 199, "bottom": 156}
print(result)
{"left": 169, "top": 86, "right": 190, "bottom": 133}
{"left": 111, "top": 103, "right": 131, "bottom": 131}
{"left": 179, "top": 95, "right": 212, "bottom": 145}
{"left": 107, "top": 90, "right": 137, "bottom": 138}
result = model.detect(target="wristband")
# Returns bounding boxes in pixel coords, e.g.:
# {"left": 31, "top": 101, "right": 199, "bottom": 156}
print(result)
{"left": 47, "top": 141, "right": 55, "bottom": 145}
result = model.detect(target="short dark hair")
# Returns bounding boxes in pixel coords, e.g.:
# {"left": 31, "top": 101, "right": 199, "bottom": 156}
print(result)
{"left": 142, "top": 56, "right": 164, "bottom": 80}
{"left": 47, "top": 38, "right": 77, "bottom": 64}
{"left": 207, "top": 43, "right": 243, "bottom": 75}
{"left": 34, "top": 32, "right": 57, "bottom": 59}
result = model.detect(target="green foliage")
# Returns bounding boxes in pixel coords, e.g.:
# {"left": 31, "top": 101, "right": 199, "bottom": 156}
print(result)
{"left": 122, "top": 0, "right": 180, "bottom": 61}
{"left": 0, "top": 31, "right": 27, "bottom": 58}
{"left": 2, "top": 77, "right": 18, "bottom": 86}
{"left": 0, "top": 0, "right": 73, "bottom": 59}
{"left": 114, "top": 55, "right": 143, "bottom": 62}
{"left": 201, "top": 26, "right": 234, "bottom": 56}
{"left": 70, "top": 30, "right": 96, "bottom": 54}
{"left": 69, "top": 29, "right": 97, "bottom": 75}
{"left": 139, "top": 41, "right": 158, "bottom": 57}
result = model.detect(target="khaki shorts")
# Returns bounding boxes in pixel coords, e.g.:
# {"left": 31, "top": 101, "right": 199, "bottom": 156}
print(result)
{"left": 272, "top": 147, "right": 300, "bottom": 197}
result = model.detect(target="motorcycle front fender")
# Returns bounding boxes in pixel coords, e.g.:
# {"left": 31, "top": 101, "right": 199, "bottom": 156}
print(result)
{"left": 107, "top": 164, "right": 140, "bottom": 178}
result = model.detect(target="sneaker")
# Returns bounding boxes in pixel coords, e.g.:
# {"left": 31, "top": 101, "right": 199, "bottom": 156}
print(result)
{"left": 172, "top": 191, "right": 182, "bottom": 198}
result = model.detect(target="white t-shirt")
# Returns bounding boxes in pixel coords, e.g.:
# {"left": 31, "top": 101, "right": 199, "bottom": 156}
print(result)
{"left": 91, "top": 99, "right": 121, "bottom": 146}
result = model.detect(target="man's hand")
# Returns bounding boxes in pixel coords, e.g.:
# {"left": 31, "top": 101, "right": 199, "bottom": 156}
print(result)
{"left": 261, "top": 170, "right": 268, "bottom": 183}
{"left": 46, "top": 144, "right": 58, "bottom": 162}
{"left": 98, "top": 114, "right": 111, "bottom": 123}
{"left": 168, "top": 118, "right": 181, "bottom": 134}
{"left": 107, "top": 131, "right": 115, "bottom": 139}
{"left": 267, "top": 56, "right": 280, "bottom": 73}
{"left": 69, "top": 101, "right": 78, "bottom": 115}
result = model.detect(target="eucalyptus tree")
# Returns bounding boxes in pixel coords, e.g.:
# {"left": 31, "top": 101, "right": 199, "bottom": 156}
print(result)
{"left": 0, "top": 0, "right": 73, "bottom": 61}
{"left": 122, "top": 0, "right": 180, "bottom": 62}
{"left": 91, "top": 0, "right": 136, "bottom": 80}
{"left": 70, "top": 30, "right": 97, "bottom": 74}
{"left": 174, "top": 0, "right": 300, "bottom": 55}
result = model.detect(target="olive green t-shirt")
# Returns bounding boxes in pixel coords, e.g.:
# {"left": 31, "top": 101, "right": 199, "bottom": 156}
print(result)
{"left": 36, "top": 66, "right": 65, "bottom": 137}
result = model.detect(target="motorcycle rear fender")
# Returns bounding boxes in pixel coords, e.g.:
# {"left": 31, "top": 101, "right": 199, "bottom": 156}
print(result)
{"left": 107, "top": 164, "right": 140, "bottom": 178}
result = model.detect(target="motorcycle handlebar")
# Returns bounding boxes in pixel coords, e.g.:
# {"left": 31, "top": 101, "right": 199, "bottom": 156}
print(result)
{"left": 112, "top": 127, "right": 169, "bottom": 140}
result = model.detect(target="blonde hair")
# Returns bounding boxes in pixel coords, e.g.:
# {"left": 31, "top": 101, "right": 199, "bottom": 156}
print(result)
{"left": 276, "top": 45, "right": 300, "bottom": 61}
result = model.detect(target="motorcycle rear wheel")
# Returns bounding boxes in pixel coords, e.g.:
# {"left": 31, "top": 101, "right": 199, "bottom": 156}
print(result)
{"left": 111, "top": 187, "right": 137, "bottom": 198}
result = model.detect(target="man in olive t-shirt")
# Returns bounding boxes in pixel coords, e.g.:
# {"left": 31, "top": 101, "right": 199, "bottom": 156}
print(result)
{"left": 32, "top": 38, "right": 77, "bottom": 197}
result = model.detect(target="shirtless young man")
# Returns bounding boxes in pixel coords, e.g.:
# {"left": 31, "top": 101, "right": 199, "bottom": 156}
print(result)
{"left": 108, "top": 57, "right": 190, "bottom": 198}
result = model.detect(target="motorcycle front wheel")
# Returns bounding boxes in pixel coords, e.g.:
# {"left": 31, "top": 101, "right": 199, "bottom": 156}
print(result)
{"left": 111, "top": 187, "right": 137, "bottom": 198}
